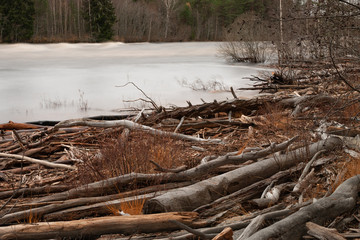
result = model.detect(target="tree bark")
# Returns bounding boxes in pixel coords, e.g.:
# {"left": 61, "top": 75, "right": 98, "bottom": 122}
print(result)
{"left": 246, "top": 174, "right": 360, "bottom": 240}
{"left": 0, "top": 212, "right": 203, "bottom": 240}
{"left": 144, "top": 137, "right": 342, "bottom": 212}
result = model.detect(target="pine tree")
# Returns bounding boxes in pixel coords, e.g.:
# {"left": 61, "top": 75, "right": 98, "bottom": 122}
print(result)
{"left": 0, "top": 0, "right": 35, "bottom": 42}
{"left": 83, "top": 0, "right": 116, "bottom": 42}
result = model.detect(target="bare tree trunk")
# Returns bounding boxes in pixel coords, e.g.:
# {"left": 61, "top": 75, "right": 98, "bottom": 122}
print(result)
{"left": 145, "top": 137, "right": 342, "bottom": 213}
{"left": 162, "top": 0, "right": 177, "bottom": 39}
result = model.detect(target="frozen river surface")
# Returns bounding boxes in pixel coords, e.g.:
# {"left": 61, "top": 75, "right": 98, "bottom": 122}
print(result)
{"left": 0, "top": 42, "right": 270, "bottom": 123}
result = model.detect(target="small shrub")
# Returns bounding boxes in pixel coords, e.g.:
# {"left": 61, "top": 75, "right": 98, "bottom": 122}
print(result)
{"left": 218, "top": 41, "right": 271, "bottom": 63}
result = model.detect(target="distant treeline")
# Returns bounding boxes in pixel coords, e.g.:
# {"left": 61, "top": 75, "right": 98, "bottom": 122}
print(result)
{"left": 0, "top": 0, "right": 275, "bottom": 43}
{"left": 1, "top": 0, "right": 358, "bottom": 44}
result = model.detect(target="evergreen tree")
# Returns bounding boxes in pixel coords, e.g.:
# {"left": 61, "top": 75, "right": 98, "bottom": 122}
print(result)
{"left": 83, "top": 0, "right": 116, "bottom": 42}
{"left": 0, "top": 0, "right": 35, "bottom": 42}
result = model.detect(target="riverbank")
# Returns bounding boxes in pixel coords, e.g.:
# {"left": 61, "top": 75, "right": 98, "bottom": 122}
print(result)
{"left": 1, "top": 65, "right": 360, "bottom": 239}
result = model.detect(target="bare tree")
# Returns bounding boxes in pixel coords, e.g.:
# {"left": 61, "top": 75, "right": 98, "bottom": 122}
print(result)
{"left": 162, "top": 0, "right": 178, "bottom": 39}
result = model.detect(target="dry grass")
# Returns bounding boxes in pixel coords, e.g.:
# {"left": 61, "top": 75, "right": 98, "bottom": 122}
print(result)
{"left": 257, "top": 103, "right": 294, "bottom": 135}
{"left": 120, "top": 197, "right": 146, "bottom": 215}
{"left": 17, "top": 208, "right": 40, "bottom": 224}
{"left": 333, "top": 156, "right": 360, "bottom": 191}
{"left": 76, "top": 130, "right": 185, "bottom": 185}
{"left": 105, "top": 194, "right": 146, "bottom": 216}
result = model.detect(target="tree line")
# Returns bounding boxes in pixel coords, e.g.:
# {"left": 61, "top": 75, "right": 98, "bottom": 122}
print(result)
{"left": 0, "top": 0, "right": 272, "bottom": 43}
{"left": 0, "top": 0, "right": 359, "bottom": 45}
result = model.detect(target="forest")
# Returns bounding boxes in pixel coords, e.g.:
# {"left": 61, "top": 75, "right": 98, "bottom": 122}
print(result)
{"left": 1, "top": 0, "right": 355, "bottom": 43}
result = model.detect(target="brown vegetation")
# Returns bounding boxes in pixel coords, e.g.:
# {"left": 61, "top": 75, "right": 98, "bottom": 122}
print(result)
{"left": 0, "top": 63, "right": 360, "bottom": 239}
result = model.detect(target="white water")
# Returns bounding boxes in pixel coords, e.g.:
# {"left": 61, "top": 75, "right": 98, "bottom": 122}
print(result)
{"left": 0, "top": 42, "right": 270, "bottom": 123}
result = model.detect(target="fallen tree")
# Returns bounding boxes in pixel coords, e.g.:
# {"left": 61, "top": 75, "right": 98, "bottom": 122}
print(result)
{"left": 246, "top": 174, "right": 360, "bottom": 240}
{"left": 53, "top": 118, "right": 221, "bottom": 143}
{"left": 0, "top": 212, "right": 204, "bottom": 240}
{"left": 144, "top": 137, "right": 342, "bottom": 212}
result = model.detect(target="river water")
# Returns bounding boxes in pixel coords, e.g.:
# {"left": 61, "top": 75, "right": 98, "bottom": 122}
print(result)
{"left": 0, "top": 42, "right": 270, "bottom": 123}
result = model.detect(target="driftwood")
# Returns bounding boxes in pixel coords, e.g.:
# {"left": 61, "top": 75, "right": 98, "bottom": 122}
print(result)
{"left": 0, "top": 185, "right": 69, "bottom": 200}
{"left": 31, "top": 137, "right": 298, "bottom": 203}
{"left": 0, "top": 70, "right": 358, "bottom": 240}
{"left": 238, "top": 209, "right": 294, "bottom": 240}
{"left": 306, "top": 222, "right": 346, "bottom": 240}
{"left": 54, "top": 118, "right": 221, "bottom": 143}
{"left": 1, "top": 191, "right": 164, "bottom": 224}
{"left": 145, "top": 97, "right": 275, "bottom": 123}
{"left": 0, "top": 153, "right": 76, "bottom": 170}
{"left": 279, "top": 94, "right": 336, "bottom": 117}
{"left": 0, "top": 212, "right": 204, "bottom": 240}
{"left": 158, "top": 221, "right": 251, "bottom": 240}
{"left": 238, "top": 85, "right": 314, "bottom": 91}
{"left": 246, "top": 174, "right": 360, "bottom": 240}
{"left": 0, "top": 122, "right": 41, "bottom": 130}
{"left": 212, "top": 227, "right": 233, "bottom": 240}
{"left": 0, "top": 182, "right": 191, "bottom": 224}
{"left": 194, "top": 156, "right": 336, "bottom": 216}
{"left": 144, "top": 137, "right": 342, "bottom": 212}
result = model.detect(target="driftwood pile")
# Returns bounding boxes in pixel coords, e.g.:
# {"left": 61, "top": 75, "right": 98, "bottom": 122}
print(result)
{"left": 0, "top": 89, "right": 360, "bottom": 240}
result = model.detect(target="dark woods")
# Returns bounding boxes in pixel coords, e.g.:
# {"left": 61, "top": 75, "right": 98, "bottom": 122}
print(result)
{"left": 2, "top": 0, "right": 358, "bottom": 44}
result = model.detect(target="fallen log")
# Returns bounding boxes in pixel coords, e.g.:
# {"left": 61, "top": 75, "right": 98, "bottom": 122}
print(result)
{"left": 1, "top": 182, "right": 191, "bottom": 224}
{"left": 0, "top": 153, "right": 76, "bottom": 170}
{"left": 53, "top": 118, "right": 221, "bottom": 143}
{"left": 0, "top": 185, "right": 69, "bottom": 200}
{"left": 306, "top": 222, "right": 346, "bottom": 240}
{"left": 195, "top": 156, "right": 336, "bottom": 216}
{"left": 145, "top": 97, "right": 275, "bottom": 123}
{"left": 0, "top": 212, "right": 204, "bottom": 240}
{"left": 279, "top": 94, "right": 336, "bottom": 117}
{"left": 246, "top": 174, "right": 360, "bottom": 240}
{"left": 237, "top": 85, "right": 314, "bottom": 91}
{"left": 144, "top": 137, "right": 342, "bottom": 213}
{"left": 32, "top": 137, "right": 297, "bottom": 203}
{"left": 0, "top": 122, "right": 41, "bottom": 130}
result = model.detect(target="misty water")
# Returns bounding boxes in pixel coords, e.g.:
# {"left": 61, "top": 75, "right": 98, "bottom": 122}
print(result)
{"left": 0, "top": 42, "right": 271, "bottom": 123}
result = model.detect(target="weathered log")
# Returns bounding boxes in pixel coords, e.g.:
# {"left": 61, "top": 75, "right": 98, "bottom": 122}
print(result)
{"left": 237, "top": 85, "right": 314, "bottom": 91}
{"left": 33, "top": 137, "right": 297, "bottom": 203}
{"left": 279, "top": 94, "right": 336, "bottom": 117}
{"left": 170, "top": 220, "right": 216, "bottom": 239}
{"left": 1, "top": 182, "right": 190, "bottom": 224}
{"left": 54, "top": 118, "right": 221, "bottom": 143}
{"left": 1, "top": 191, "right": 164, "bottom": 224}
{"left": 162, "top": 119, "right": 253, "bottom": 130}
{"left": 145, "top": 97, "right": 275, "bottom": 123}
{"left": 212, "top": 227, "right": 233, "bottom": 240}
{"left": 0, "top": 185, "right": 69, "bottom": 200}
{"left": 196, "top": 156, "right": 333, "bottom": 217}
{"left": 0, "top": 122, "right": 41, "bottom": 130}
{"left": 306, "top": 222, "right": 346, "bottom": 240}
{"left": 144, "top": 137, "right": 342, "bottom": 213}
{"left": 159, "top": 221, "right": 250, "bottom": 240}
{"left": 0, "top": 153, "right": 76, "bottom": 170}
{"left": 246, "top": 174, "right": 360, "bottom": 240}
{"left": 0, "top": 212, "right": 204, "bottom": 240}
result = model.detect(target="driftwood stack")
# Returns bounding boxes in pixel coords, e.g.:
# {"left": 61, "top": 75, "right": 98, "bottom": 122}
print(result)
{"left": 1, "top": 90, "right": 360, "bottom": 240}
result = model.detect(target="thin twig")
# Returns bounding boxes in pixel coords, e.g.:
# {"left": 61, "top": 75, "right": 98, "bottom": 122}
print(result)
{"left": 169, "top": 220, "right": 215, "bottom": 240}
{"left": 174, "top": 116, "right": 185, "bottom": 133}
{"left": 116, "top": 81, "right": 161, "bottom": 111}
